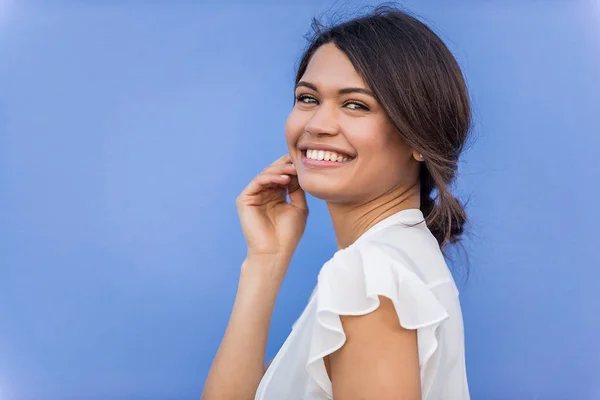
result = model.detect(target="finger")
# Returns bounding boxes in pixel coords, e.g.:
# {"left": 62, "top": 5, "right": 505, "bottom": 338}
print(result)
{"left": 241, "top": 172, "right": 290, "bottom": 197}
{"left": 269, "top": 153, "right": 293, "bottom": 166}
{"left": 287, "top": 174, "right": 308, "bottom": 212}
{"left": 263, "top": 163, "right": 297, "bottom": 175}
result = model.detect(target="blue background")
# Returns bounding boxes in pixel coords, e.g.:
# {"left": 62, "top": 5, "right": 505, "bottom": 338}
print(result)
{"left": 1, "top": 1, "right": 599, "bottom": 399}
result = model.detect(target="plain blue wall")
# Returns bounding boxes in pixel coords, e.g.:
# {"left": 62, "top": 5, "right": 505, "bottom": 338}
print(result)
{"left": 1, "top": 1, "right": 599, "bottom": 399}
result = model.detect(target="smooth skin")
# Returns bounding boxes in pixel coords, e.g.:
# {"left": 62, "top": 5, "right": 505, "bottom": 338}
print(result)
{"left": 202, "top": 43, "right": 423, "bottom": 400}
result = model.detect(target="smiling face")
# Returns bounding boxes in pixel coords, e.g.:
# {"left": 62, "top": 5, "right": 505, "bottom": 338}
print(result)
{"left": 285, "top": 42, "right": 421, "bottom": 204}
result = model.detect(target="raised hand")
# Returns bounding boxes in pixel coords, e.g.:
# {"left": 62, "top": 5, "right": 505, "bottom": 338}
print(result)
{"left": 236, "top": 154, "right": 308, "bottom": 266}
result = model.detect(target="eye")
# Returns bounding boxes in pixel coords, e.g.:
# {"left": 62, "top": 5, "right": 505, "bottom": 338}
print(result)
{"left": 294, "top": 95, "right": 369, "bottom": 111}
{"left": 344, "top": 101, "right": 369, "bottom": 111}
{"left": 295, "top": 94, "right": 317, "bottom": 104}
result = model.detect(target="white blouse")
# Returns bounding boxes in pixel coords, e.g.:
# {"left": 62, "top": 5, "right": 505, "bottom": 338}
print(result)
{"left": 255, "top": 208, "right": 470, "bottom": 399}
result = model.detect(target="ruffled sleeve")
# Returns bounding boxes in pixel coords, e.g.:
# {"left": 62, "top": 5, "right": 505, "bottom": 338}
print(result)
{"left": 306, "top": 241, "right": 450, "bottom": 396}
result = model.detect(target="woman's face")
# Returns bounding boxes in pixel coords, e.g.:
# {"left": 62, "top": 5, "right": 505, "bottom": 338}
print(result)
{"left": 285, "top": 42, "right": 420, "bottom": 204}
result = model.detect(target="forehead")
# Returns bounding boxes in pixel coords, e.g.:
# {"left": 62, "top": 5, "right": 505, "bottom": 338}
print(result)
{"left": 300, "top": 43, "right": 367, "bottom": 89}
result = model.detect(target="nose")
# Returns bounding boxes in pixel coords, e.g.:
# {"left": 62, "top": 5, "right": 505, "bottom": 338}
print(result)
{"left": 304, "top": 105, "right": 340, "bottom": 137}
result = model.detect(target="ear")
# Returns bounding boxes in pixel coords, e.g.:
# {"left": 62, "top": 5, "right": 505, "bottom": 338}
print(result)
{"left": 412, "top": 151, "right": 425, "bottom": 162}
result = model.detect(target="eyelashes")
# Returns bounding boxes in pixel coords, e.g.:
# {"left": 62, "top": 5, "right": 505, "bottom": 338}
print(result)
{"left": 294, "top": 94, "right": 369, "bottom": 111}
{"left": 295, "top": 94, "right": 317, "bottom": 104}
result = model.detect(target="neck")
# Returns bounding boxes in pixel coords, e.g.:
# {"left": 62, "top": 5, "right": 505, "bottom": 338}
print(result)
{"left": 327, "top": 183, "right": 421, "bottom": 250}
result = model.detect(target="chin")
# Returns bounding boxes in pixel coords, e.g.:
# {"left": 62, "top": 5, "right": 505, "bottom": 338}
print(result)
{"left": 298, "top": 175, "right": 349, "bottom": 203}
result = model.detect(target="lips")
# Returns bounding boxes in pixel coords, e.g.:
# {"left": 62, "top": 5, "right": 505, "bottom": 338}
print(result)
{"left": 298, "top": 143, "right": 355, "bottom": 159}
{"left": 304, "top": 149, "right": 350, "bottom": 162}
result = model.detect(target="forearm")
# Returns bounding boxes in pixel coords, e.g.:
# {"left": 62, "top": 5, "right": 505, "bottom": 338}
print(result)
{"left": 201, "top": 257, "right": 286, "bottom": 400}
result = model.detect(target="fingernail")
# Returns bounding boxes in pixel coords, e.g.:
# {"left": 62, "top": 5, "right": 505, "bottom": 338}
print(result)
{"left": 291, "top": 163, "right": 296, "bottom": 169}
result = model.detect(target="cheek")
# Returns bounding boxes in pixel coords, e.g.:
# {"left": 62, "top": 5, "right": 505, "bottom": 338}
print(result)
{"left": 351, "top": 127, "right": 408, "bottom": 181}
{"left": 377, "top": 135, "right": 413, "bottom": 183}
{"left": 346, "top": 121, "right": 391, "bottom": 158}
{"left": 284, "top": 111, "right": 305, "bottom": 146}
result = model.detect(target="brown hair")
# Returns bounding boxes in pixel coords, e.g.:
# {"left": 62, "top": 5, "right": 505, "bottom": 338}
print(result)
{"left": 294, "top": 4, "right": 471, "bottom": 248}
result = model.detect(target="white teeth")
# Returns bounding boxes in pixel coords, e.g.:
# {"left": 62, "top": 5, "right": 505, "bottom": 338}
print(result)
{"left": 304, "top": 149, "right": 351, "bottom": 162}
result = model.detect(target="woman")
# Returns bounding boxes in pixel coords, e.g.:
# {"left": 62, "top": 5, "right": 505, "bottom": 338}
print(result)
{"left": 202, "top": 5, "right": 471, "bottom": 400}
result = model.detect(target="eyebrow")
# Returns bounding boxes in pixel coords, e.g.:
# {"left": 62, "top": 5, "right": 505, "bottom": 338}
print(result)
{"left": 295, "top": 81, "right": 375, "bottom": 98}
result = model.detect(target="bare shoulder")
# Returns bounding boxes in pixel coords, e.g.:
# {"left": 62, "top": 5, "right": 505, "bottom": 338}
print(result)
{"left": 325, "top": 295, "right": 422, "bottom": 400}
